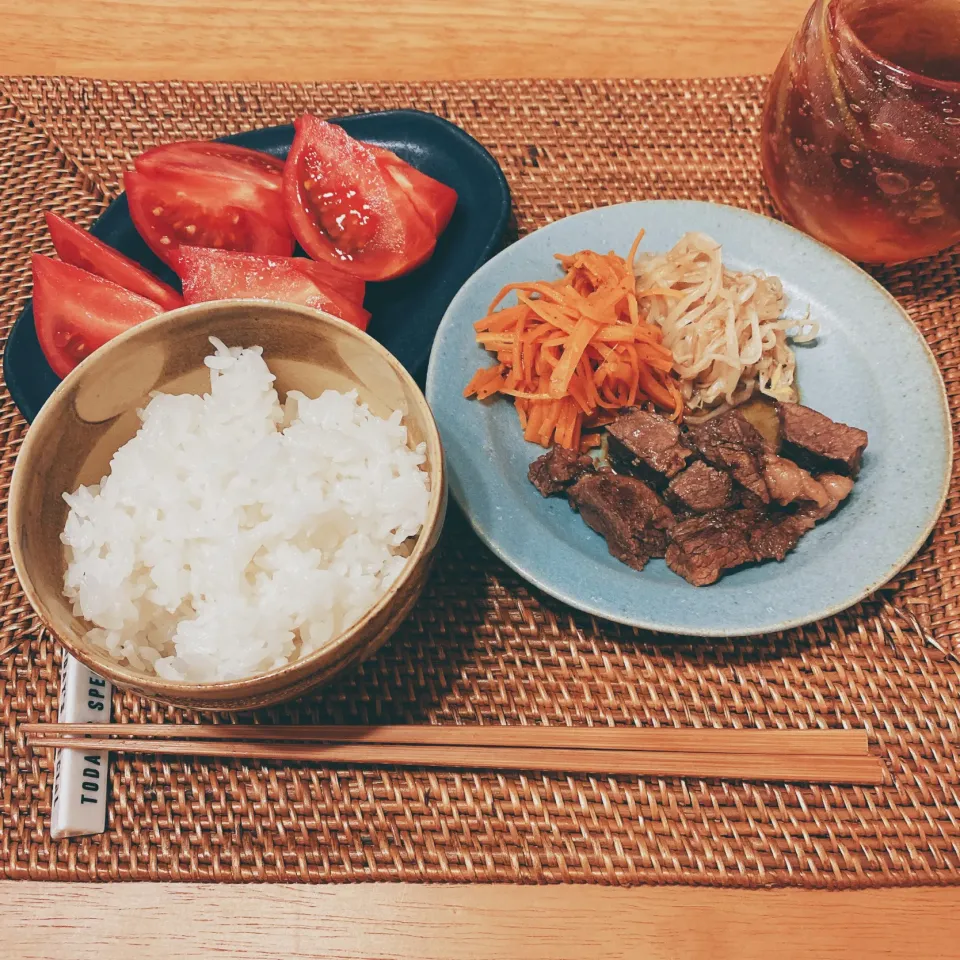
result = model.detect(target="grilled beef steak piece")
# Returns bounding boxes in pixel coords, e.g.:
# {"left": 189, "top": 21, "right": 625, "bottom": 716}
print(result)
{"left": 666, "top": 460, "right": 734, "bottom": 514}
{"left": 606, "top": 410, "right": 692, "bottom": 482}
{"left": 667, "top": 470, "right": 855, "bottom": 580}
{"left": 762, "top": 452, "right": 830, "bottom": 508}
{"left": 816, "top": 473, "right": 855, "bottom": 512}
{"left": 749, "top": 472, "right": 855, "bottom": 562}
{"left": 747, "top": 515, "right": 808, "bottom": 562}
{"left": 528, "top": 446, "right": 595, "bottom": 497}
{"left": 568, "top": 472, "right": 675, "bottom": 571}
{"left": 777, "top": 402, "right": 868, "bottom": 477}
{"left": 686, "top": 410, "right": 771, "bottom": 503}
{"left": 665, "top": 509, "right": 757, "bottom": 586}
{"left": 784, "top": 472, "right": 855, "bottom": 529}
{"left": 537, "top": 394, "right": 865, "bottom": 586}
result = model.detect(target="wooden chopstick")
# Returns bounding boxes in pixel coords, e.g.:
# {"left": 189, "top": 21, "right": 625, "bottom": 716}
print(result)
{"left": 21, "top": 723, "right": 869, "bottom": 757}
{"left": 26, "top": 734, "right": 885, "bottom": 785}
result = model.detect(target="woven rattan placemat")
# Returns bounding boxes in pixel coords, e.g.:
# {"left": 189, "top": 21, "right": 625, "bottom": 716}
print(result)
{"left": 1, "top": 76, "right": 958, "bottom": 887}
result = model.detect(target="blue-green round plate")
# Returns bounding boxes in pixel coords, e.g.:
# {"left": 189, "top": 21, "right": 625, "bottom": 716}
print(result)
{"left": 425, "top": 200, "right": 952, "bottom": 636}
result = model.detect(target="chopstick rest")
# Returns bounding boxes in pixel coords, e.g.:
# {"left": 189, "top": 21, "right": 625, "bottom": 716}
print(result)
{"left": 49, "top": 655, "right": 113, "bottom": 840}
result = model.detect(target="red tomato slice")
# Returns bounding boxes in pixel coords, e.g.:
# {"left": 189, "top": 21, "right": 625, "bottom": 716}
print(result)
{"left": 282, "top": 116, "right": 436, "bottom": 281}
{"left": 297, "top": 258, "right": 365, "bottom": 306}
{"left": 32, "top": 255, "right": 164, "bottom": 377}
{"left": 135, "top": 141, "right": 284, "bottom": 193}
{"left": 125, "top": 168, "right": 294, "bottom": 268}
{"left": 369, "top": 146, "right": 458, "bottom": 235}
{"left": 208, "top": 249, "right": 366, "bottom": 306}
{"left": 176, "top": 247, "right": 371, "bottom": 331}
{"left": 45, "top": 212, "right": 184, "bottom": 312}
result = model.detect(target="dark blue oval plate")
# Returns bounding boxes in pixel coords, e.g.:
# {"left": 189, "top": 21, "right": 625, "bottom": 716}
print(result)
{"left": 5, "top": 109, "right": 511, "bottom": 423}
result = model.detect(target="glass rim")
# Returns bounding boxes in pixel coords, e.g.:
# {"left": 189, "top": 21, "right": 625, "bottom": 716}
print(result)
{"left": 833, "top": 0, "right": 960, "bottom": 93}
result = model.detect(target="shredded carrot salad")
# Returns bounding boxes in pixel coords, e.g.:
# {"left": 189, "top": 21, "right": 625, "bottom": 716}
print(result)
{"left": 463, "top": 232, "right": 684, "bottom": 451}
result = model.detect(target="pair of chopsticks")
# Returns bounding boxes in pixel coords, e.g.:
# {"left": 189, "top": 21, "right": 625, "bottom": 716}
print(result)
{"left": 22, "top": 723, "right": 884, "bottom": 785}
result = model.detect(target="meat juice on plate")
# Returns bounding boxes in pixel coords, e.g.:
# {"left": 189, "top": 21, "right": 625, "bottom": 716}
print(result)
{"left": 762, "top": 0, "right": 960, "bottom": 263}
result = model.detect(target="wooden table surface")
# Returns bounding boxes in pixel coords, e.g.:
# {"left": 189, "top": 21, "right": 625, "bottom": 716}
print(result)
{"left": 4, "top": 1, "right": 956, "bottom": 957}
{"left": 0, "top": 0, "right": 811, "bottom": 81}
{"left": 4, "top": 882, "right": 960, "bottom": 959}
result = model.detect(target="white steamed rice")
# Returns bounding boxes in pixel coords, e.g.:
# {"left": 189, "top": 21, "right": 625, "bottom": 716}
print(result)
{"left": 61, "top": 338, "right": 430, "bottom": 683}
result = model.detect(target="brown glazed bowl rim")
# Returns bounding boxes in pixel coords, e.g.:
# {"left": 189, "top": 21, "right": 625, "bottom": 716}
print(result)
{"left": 9, "top": 299, "right": 446, "bottom": 701}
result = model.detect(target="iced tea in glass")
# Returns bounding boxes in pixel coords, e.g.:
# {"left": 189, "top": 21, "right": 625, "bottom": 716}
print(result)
{"left": 761, "top": 0, "right": 960, "bottom": 263}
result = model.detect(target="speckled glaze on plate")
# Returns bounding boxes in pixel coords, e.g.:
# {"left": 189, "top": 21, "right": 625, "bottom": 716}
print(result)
{"left": 426, "top": 200, "right": 953, "bottom": 637}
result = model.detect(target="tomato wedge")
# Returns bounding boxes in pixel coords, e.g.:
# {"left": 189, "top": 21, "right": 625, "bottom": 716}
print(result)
{"left": 176, "top": 247, "right": 371, "bottom": 331}
{"left": 125, "top": 167, "right": 294, "bottom": 268}
{"left": 32, "top": 255, "right": 164, "bottom": 377}
{"left": 369, "top": 146, "right": 458, "bottom": 235}
{"left": 282, "top": 116, "right": 437, "bottom": 281}
{"left": 135, "top": 141, "right": 285, "bottom": 193}
{"left": 45, "top": 212, "right": 183, "bottom": 312}
{"left": 194, "top": 248, "right": 365, "bottom": 306}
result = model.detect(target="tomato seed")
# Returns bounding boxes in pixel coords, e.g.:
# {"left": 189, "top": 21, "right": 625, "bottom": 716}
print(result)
{"left": 56, "top": 331, "right": 88, "bottom": 363}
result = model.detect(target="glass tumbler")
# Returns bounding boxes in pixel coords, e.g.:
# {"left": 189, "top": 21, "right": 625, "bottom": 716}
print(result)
{"left": 761, "top": 0, "right": 960, "bottom": 263}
